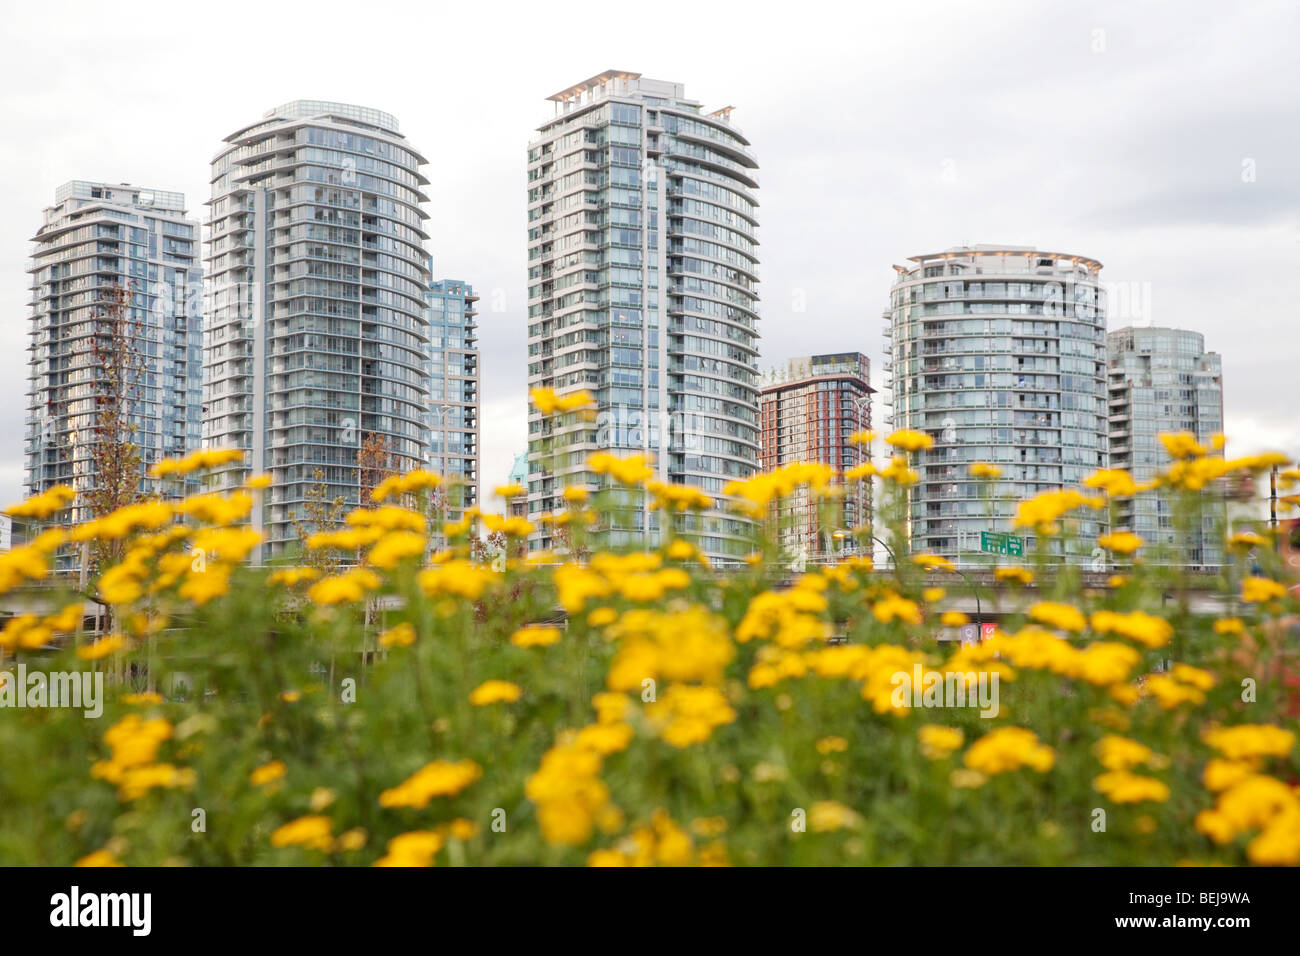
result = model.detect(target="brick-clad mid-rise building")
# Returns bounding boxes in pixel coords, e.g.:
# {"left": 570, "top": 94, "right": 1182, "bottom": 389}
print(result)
{"left": 759, "top": 353, "right": 872, "bottom": 561}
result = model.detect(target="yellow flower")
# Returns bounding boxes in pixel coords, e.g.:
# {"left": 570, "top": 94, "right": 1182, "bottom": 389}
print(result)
{"left": 1089, "top": 610, "right": 1173, "bottom": 648}
{"left": 885, "top": 429, "right": 934, "bottom": 452}
{"left": 378, "top": 623, "right": 417, "bottom": 648}
{"left": 1097, "top": 532, "right": 1144, "bottom": 554}
{"left": 941, "top": 611, "right": 970, "bottom": 627}
{"left": 374, "top": 830, "right": 444, "bottom": 867}
{"left": 250, "top": 761, "right": 287, "bottom": 786}
{"left": 969, "top": 462, "right": 1003, "bottom": 478}
{"left": 74, "top": 849, "right": 125, "bottom": 867}
{"left": 1094, "top": 735, "right": 1153, "bottom": 771}
{"left": 872, "top": 594, "right": 922, "bottom": 626}
{"left": 809, "top": 801, "right": 861, "bottom": 832}
{"left": 816, "top": 735, "right": 849, "bottom": 755}
{"left": 646, "top": 684, "right": 737, "bottom": 748}
{"left": 335, "top": 828, "right": 368, "bottom": 852}
{"left": 371, "top": 469, "right": 442, "bottom": 503}
{"left": 592, "top": 692, "right": 631, "bottom": 724}
{"left": 6, "top": 484, "right": 76, "bottom": 519}
{"left": 574, "top": 722, "right": 635, "bottom": 756}
{"left": 525, "top": 743, "right": 613, "bottom": 846}
{"left": 1242, "top": 576, "right": 1286, "bottom": 603}
{"left": 418, "top": 561, "right": 496, "bottom": 601}
{"left": 1028, "top": 602, "right": 1087, "bottom": 633}
{"left": 918, "top": 725, "right": 964, "bottom": 760}
{"left": 848, "top": 430, "right": 875, "bottom": 446}
{"left": 77, "top": 634, "right": 130, "bottom": 660}
{"left": 121, "top": 692, "right": 163, "bottom": 706}
{"left": 1083, "top": 469, "right": 1140, "bottom": 497}
{"left": 308, "top": 568, "right": 382, "bottom": 605}
{"left": 964, "top": 727, "right": 1055, "bottom": 775}
{"left": 994, "top": 567, "right": 1034, "bottom": 585}
{"left": 1214, "top": 618, "right": 1245, "bottom": 635}
{"left": 531, "top": 387, "right": 595, "bottom": 415}
{"left": 1203, "top": 725, "right": 1295, "bottom": 760}
{"left": 949, "top": 769, "right": 988, "bottom": 789}
{"left": 267, "top": 566, "right": 320, "bottom": 587}
{"left": 151, "top": 447, "right": 245, "bottom": 477}
{"left": 247, "top": 473, "right": 272, "bottom": 489}
{"left": 494, "top": 483, "right": 525, "bottom": 498}
{"left": 1159, "top": 432, "right": 1206, "bottom": 460}
{"left": 912, "top": 553, "right": 954, "bottom": 572}
{"left": 379, "top": 760, "right": 483, "bottom": 809}
{"left": 588, "top": 451, "right": 655, "bottom": 485}
{"left": 366, "top": 531, "right": 427, "bottom": 569}
{"left": 1203, "top": 758, "right": 1259, "bottom": 792}
{"left": 1093, "top": 770, "right": 1170, "bottom": 803}
{"left": 587, "top": 607, "right": 618, "bottom": 627}
{"left": 511, "top": 625, "right": 562, "bottom": 648}
{"left": 269, "top": 815, "right": 334, "bottom": 852}
{"left": 1013, "top": 489, "right": 1104, "bottom": 532}
{"left": 469, "top": 680, "right": 522, "bottom": 706}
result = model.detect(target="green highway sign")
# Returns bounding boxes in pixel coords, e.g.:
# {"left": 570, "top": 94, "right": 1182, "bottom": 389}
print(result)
{"left": 980, "top": 531, "right": 1024, "bottom": 556}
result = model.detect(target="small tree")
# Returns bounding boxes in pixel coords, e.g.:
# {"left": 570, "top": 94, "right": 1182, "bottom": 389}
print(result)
{"left": 294, "top": 468, "right": 347, "bottom": 576}
{"left": 84, "top": 283, "right": 148, "bottom": 557}
{"left": 357, "top": 432, "right": 398, "bottom": 507}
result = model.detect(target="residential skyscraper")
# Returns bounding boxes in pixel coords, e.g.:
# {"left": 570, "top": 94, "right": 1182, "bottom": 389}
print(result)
{"left": 205, "top": 101, "right": 433, "bottom": 558}
{"left": 759, "top": 353, "right": 873, "bottom": 560}
{"left": 424, "top": 274, "right": 479, "bottom": 522}
{"left": 1107, "top": 326, "right": 1224, "bottom": 567}
{"left": 526, "top": 71, "right": 761, "bottom": 562}
{"left": 884, "top": 245, "right": 1109, "bottom": 562}
{"left": 26, "top": 180, "right": 203, "bottom": 523}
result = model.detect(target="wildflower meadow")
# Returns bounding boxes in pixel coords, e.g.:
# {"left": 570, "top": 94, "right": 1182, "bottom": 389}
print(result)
{"left": 1, "top": 393, "right": 1298, "bottom": 867}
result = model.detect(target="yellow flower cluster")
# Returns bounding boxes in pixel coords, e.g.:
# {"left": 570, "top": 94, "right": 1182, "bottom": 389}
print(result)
{"left": 587, "top": 452, "right": 655, "bottom": 485}
{"left": 90, "top": 715, "right": 195, "bottom": 802}
{"left": 724, "top": 462, "right": 834, "bottom": 514}
{"left": 646, "top": 480, "right": 712, "bottom": 512}
{"left": 1083, "top": 469, "right": 1142, "bottom": 497}
{"left": 150, "top": 447, "right": 245, "bottom": 477}
{"left": 646, "top": 684, "right": 737, "bottom": 747}
{"left": 588, "top": 809, "right": 702, "bottom": 866}
{"left": 605, "top": 606, "right": 734, "bottom": 690}
{"left": 378, "top": 759, "right": 482, "bottom": 809}
{"left": 417, "top": 561, "right": 496, "bottom": 601}
{"left": 308, "top": 568, "right": 381, "bottom": 605}
{"left": 735, "top": 576, "right": 831, "bottom": 647}
{"left": 1195, "top": 775, "right": 1300, "bottom": 865}
{"left": 918, "top": 725, "right": 964, "bottom": 760}
{"left": 525, "top": 741, "right": 619, "bottom": 846}
{"left": 6, "top": 484, "right": 75, "bottom": 519}
{"left": 371, "top": 469, "right": 441, "bottom": 503}
{"left": 469, "top": 680, "right": 522, "bottom": 705}
{"left": 1090, "top": 609, "right": 1173, "bottom": 648}
{"left": 530, "top": 387, "right": 595, "bottom": 414}
{"left": 964, "top": 727, "right": 1055, "bottom": 775}
{"left": 1013, "top": 489, "right": 1105, "bottom": 532}
{"left": 1097, "top": 531, "right": 1144, "bottom": 554}
{"left": 884, "top": 429, "right": 934, "bottom": 452}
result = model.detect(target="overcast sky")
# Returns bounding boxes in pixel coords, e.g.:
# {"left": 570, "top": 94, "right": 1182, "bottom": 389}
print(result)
{"left": 1, "top": 0, "right": 1296, "bottom": 502}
